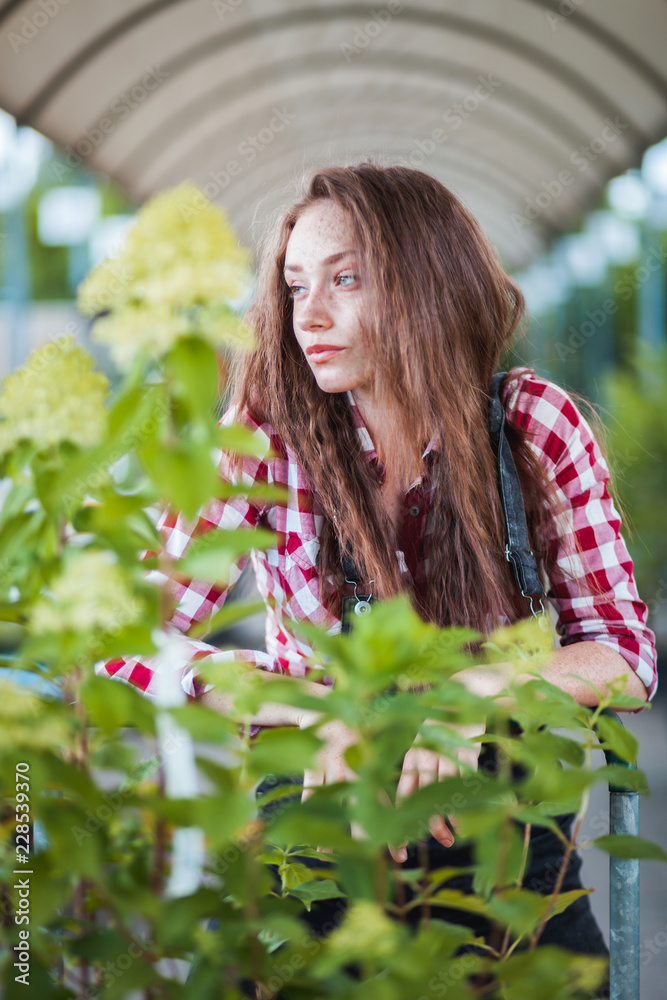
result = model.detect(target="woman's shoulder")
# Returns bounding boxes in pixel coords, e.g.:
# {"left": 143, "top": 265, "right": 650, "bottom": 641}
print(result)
{"left": 500, "top": 367, "right": 600, "bottom": 469}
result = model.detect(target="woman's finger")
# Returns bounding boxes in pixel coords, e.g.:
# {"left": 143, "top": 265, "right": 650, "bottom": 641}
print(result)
{"left": 395, "top": 748, "right": 420, "bottom": 805}
{"left": 388, "top": 842, "right": 408, "bottom": 863}
{"left": 301, "top": 767, "right": 323, "bottom": 804}
{"left": 417, "top": 749, "right": 439, "bottom": 790}
{"left": 429, "top": 813, "right": 455, "bottom": 848}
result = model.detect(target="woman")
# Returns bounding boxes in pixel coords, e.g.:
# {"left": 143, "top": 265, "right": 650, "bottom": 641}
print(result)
{"left": 99, "top": 163, "right": 656, "bottom": 972}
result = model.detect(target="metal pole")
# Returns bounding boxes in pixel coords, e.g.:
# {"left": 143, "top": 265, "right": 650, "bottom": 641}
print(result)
{"left": 609, "top": 791, "right": 640, "bottom": 1000}
{"left": 597, "top": 708, "right": 640, "bottom": 1000}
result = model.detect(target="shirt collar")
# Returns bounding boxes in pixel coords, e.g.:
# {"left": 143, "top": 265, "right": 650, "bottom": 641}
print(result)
{"left": 345, "top": 390, "right": 439, "bottom": 486}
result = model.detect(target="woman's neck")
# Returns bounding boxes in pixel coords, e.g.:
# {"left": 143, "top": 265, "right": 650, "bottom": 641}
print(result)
{"left": 352, "top": 387, "right": 404, "bottom": 488}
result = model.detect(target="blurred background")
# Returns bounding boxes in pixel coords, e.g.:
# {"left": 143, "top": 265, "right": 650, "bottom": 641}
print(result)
{"left": 0, "top": 1, "right": 665, "bottom": 992}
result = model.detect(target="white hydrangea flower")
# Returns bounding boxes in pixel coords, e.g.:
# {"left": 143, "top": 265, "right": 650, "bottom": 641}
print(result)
{"left": 0, "top": 337, "right": 108, "bottom": 455}
{"left": 30, "top": 550, "right": 143, "bottom": 635}
{"left": 77, "top": 182, "right": 253, "bottom": 371}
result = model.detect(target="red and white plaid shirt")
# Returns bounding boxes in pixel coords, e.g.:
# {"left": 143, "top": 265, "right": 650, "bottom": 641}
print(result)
{"left": 97, "top": 368, "right": 658, "bottom": 702}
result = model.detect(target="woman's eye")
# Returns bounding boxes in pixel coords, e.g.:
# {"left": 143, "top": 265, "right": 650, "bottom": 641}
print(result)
{"left": 336, "top": 272, "right": 358, "bottom": 286}
{"left": 288, "top": 283, "right": 306, "bottom": 296}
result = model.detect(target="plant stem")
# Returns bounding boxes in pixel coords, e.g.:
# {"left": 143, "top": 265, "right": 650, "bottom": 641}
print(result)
{"left": 417, "top": 839, "right": 431, "bottom": 927}
{"left": 374, "top": 847, "right": 388, "bottom": 908}
{"left": 390, "top": 856, "right": 407, "bottom": 922}
{"left": 530, "top": 751, "right": 591, "bottom": 949}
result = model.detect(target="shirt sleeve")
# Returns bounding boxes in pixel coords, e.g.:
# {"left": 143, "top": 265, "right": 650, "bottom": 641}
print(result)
{"left": 504, "top": 370, "right": 658, "bottom": 701}
{"left": 94, "top": 405, "right": 278, "bottom": 700}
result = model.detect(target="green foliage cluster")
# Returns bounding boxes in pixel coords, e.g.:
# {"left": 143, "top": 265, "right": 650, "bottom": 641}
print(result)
{"left": 603, "top": 346, "right": 667, "bottom": 600}
{"left": 0, "top": 186, "right": 662, "bottom": 999}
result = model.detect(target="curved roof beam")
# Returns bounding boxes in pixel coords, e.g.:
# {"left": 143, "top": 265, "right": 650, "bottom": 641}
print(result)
{"left": 14, "top": 2, "right": 656, "bottom": 151}
{"left": 137, "top": 98, "right": 604, "bottom": 221}
{"left": 113, "top": 49, "right": 611, "bottom": 182}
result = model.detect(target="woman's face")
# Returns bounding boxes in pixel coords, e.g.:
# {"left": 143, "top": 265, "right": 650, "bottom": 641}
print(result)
{"left": 284, "top": 200, "right": 375, "bottom": 399}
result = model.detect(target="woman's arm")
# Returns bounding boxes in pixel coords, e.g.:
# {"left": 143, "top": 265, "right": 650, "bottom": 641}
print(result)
{"left": 503, "top": 371, "right": 658, "bottom": 706}
{"left": 453, "top": 640, "right": 648, "bottom": 708}
{"left": 196, "top": 672, "right": 332, "bottom": 727}
{"left": 542, "top": 640, "right": 648, "bottom": 705}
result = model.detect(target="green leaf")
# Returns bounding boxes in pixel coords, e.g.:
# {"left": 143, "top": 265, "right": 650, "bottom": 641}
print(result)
{"left": 248, "top": 727, "right": 321, "bottom": 776}
{"left": 215, "top": 480, "right": 289, "bottom": 504}
{"left": 486, "top": 888, "right": 547, "bottom": 938}
{"left": 600, "top": 763, "right": 648, "bottom": 793}
{"left": 550, "top": 887, "right": 592, "bottom": 918}
{"left": 73, "top": 498, "right": 160, "bottom": 558}
{"left": 155, "top": 791, "right": 256, "bottom": 850}
{"left": 169, "top": 703, "right": 237, "bottom": 743}
{"left": 280, "top": 861, "right": 315, "bottom": 890}
{"left": 593, "top": 834, "right": 667, "bottom": 861}
{"left": 512, "top": 807, "right": 563, "bottom": 838}
{"left": 177, "top": 527, "right": 275, "bottom": 584}
{"left": 165, "top": 336, "right": 219, "bottom": 428}
{"left": 427, "top": 888, "right": 490, "bottom": 916}
{"left": 187, "top": 597, "right": 266, "bottom": 640}
{"left": 287, "top": 878, "right": 347, "bottom": 911}
{"left": 497, "top": 945, "right": 608, "bottom": 997}
{"left": 139, "top": 440, "right": 221, "bottom": 519}
{"left": 269, "top": 792, "right": 353, "bottom": 851}
{"left": 594, "top": 712, "right": 639, "bottom": 764}
{"left": 473, "top": 822, "right": 526, "bottom": 898}
{"left": 80, "top": 675, "right": 157, "bottom": 735}
{"left": 215, "top": 423, "right": 273, "bottom": 457}
{"left": 45, "top": 383, "right": 167, "bottom": 511}
{"left": 486, "top": 887, "right": 590, "bottom": 939}
{"left": 153, "top": 887, "right": 223, "bottom": 949}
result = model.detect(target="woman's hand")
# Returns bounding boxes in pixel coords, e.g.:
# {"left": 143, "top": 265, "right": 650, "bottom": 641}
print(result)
{"left": 388, "top": 719, "right": 484, "bottom": 863}
{"left": 300, "top": 717, "right": 359, "bottom": 801}
{"left": 300, "top": 715, "right": 362, "bottom": 853}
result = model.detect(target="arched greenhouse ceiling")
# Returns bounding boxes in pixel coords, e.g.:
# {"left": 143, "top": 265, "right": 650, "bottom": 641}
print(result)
{"left": 1, "top": 0, "right": 667, "bottom": 269}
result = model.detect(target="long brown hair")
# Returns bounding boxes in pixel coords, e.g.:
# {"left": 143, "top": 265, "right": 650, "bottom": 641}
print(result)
{"left": 231, "top": 162, "right": 558, "bottom": 631}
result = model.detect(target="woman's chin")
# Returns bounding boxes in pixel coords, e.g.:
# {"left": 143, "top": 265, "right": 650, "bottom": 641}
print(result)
{"left": 312, "top": 373, "right": 355, "bottom": 394}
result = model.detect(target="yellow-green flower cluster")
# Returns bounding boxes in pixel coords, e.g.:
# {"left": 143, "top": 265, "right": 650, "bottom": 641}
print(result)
{"left": 77, "top": 182, "right": 253, "bottom": 370}
{"left": 30, "top": 550, "right": 143, "bottom": 635}
{"left": 0, "top": 337, "right": 108, "bottom": 455}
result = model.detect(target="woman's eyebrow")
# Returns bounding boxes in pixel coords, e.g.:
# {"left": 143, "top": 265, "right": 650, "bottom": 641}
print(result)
{"left": 284, "top": 250, "right": 357, "bottom": 273}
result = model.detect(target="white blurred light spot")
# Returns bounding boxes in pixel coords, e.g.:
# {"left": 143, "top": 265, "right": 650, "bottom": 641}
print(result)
{"left": 517, "top": 261, "right": 571, "bottom": 315}
{"left": 559, "top": 233, "right": 608, "bottom": 287}
{"left": 585, "top": 212, "right": 639, "bottom": 266}
{"left": 0, "top": 112, "right": 50, "bottom": 210}
{"left": 607, "top": 172, "right": 649, "bottom": 220}
{"left": 38, "top": 187, "right": 101, "bottom": 245}
{"left": 642, "top": 137, "right": 667, "bottom": 195}
{"left": 89, "top": 214, "right": 135, "bottom": 265}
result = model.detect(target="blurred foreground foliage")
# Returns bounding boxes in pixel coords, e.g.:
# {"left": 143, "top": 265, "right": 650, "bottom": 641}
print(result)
{"left": 0, "top": 185, "right": 662, "bottom": 999}
{"left": 604, "top": 346, "right": 667, "bottom": 605}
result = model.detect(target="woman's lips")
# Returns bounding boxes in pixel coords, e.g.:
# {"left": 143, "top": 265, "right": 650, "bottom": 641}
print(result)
{"left": 308, "top": 348, "right": 345, "bottom": 363}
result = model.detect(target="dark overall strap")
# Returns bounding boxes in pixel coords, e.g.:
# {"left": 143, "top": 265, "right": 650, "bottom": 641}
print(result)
{"left": 340, "top": 542, "right": 360, "bottom": 584}
{"left": 489, "top": 373, "right": 544, "bottom": 600}
{"left": 339, "top": 374, "right": 544, "bottom": 604}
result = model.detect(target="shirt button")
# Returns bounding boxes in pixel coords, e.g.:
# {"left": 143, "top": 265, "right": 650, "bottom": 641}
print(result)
{"left": 409, "top": 505, "right": 420, "bottom": 517}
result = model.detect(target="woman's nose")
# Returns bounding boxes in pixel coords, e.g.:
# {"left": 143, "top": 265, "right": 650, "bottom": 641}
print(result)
{"left": 297, "top": 289, "right": 332, "bottom": 331}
